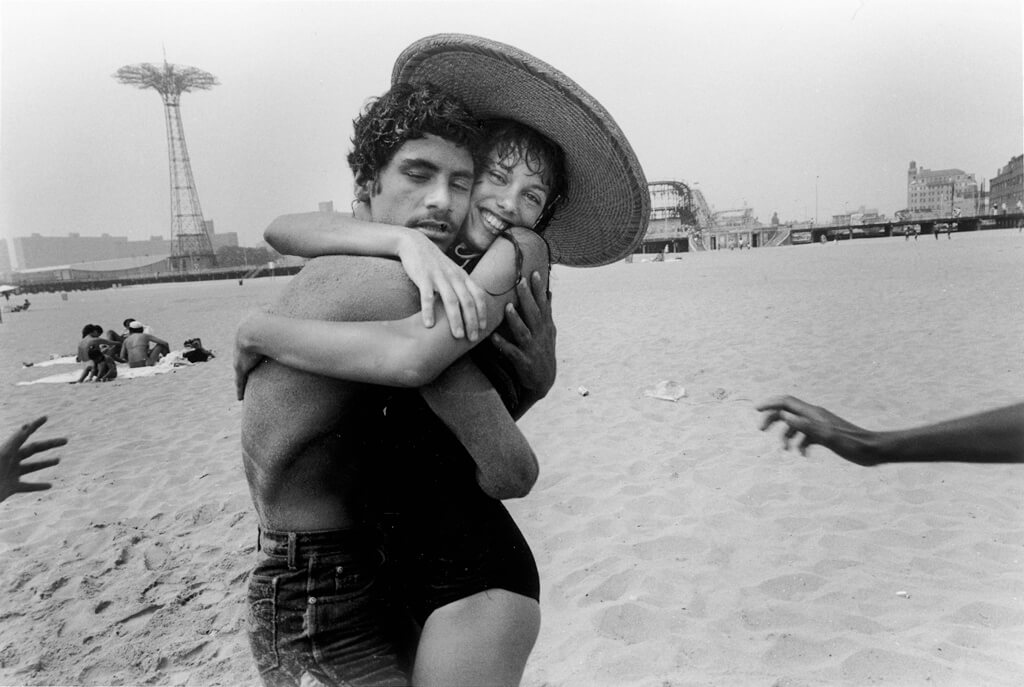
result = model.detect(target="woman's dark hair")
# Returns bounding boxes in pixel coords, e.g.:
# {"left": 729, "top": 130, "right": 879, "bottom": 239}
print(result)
{"left": 347, "top": 82, "right": 483, "bottom": 189}
{"left": 480, "top": 119, "right": 568, "bottom": 233}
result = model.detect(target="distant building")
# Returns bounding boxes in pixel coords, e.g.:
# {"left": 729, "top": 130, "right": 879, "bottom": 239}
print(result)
{"left": 8, "top": 220, "right": 237, "bottom": 270}
{"left": 10, "top": 233, "right": 169, "bottom": 271}
{"left": 906, "top": 161, "right": 980, "bottom": 217}
{"left": 0, "top": 239, "right": 12, "bottom": 280}
{"left": 713, "top": 208, "right": 760, "bottom": 230}
{"left": 989, "top": 154, "right": 1023, "bottom": 213}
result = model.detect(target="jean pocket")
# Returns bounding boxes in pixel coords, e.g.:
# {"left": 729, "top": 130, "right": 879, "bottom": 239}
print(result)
{"left": 247, "top": 574, "right": 280, "bottom": 672}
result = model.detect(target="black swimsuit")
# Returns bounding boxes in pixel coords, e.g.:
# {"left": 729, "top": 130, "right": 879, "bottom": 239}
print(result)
{"left": 370, "top": 236, "right": 541, "bottom": 625}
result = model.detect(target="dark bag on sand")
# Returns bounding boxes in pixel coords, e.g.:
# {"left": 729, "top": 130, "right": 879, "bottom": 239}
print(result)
{"left": 183, "top": 338, "right": 215, "bottom": 363}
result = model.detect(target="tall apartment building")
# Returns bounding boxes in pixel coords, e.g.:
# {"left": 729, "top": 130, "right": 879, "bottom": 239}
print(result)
{"left": 989, "top": 154, "right": 1023, "bottom": 213}
{"left": 906, "top": 161, "right": 980, "bottom": 216}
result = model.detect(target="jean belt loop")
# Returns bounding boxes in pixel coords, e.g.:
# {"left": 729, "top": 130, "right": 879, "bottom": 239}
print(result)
{"left": 256, "top": 525, "right": 262, "bottom": 553}
{"left": 287, "top": 532, "right": 298, "bottom": 570}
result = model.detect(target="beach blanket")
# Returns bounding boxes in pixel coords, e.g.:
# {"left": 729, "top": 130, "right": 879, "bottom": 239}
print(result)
{"left": 17, "top": 350, "right": 196, "bottom": 385}
{"left": 22, "top": 354, "right": 78, "bottom": 368}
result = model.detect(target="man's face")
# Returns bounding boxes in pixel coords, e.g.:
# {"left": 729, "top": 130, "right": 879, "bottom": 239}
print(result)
{"left": 366, "top": 134, "right": 475, "bottom": 252}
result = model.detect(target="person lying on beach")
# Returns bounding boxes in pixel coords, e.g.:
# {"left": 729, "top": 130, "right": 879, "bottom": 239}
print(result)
{"left": 119, "top": 321, "right": 170, "bottom": 368}
{"left": 236, "top": 34, "right": 648, "bottom": 687}
{"left": 757, "top": 395, "right": 1024, "bottom": 465}
{"left": 0, "top": 417, "right": 66, "bottom": 504}
{"left": 72, "top": 346, "right": 118, "bottom": 383}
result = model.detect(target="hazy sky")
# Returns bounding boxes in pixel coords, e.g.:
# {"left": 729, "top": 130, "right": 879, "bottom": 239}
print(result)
{"left": 1, "top": 0, "right": 1021, "bottom": 247}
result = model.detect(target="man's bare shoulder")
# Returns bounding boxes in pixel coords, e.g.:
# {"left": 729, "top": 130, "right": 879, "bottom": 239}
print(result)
{"left": 277, "top": 255, "right": 420, "bottom": 321}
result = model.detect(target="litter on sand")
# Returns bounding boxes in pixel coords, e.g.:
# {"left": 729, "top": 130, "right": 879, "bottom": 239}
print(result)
{"left": 643, "top": 380, "right": 687, "bottom": 402}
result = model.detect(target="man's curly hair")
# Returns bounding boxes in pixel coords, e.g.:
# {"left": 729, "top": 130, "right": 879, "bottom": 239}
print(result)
{"left": 348, "top": 82, "right": 483, "bottom": 188}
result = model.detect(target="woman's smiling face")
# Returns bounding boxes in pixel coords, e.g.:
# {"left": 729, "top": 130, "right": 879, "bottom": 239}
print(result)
{"left": 461, "top": 149, "right": 552, "bottom": 252}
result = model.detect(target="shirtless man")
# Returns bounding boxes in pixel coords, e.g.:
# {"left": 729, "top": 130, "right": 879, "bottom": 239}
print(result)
{"left": 241, "top": 83, "right": 539, "bottom": 686}
{"left": 118, "top": 321, "right": 169, "bottom": 368}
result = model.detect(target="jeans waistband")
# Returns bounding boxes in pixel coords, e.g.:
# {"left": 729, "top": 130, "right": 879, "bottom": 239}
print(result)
{"left": 257, "top": 526, "right": 378, "bottom": 569}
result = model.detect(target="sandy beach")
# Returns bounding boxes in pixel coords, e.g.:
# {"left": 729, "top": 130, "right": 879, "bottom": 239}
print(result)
{"left": 1, "top": 229, "right": 1022, "bottom": 686}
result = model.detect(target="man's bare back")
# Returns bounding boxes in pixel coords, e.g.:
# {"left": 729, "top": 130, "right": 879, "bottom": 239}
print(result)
{"left": 241, "top": 255, "right": 420, "bottom": 532}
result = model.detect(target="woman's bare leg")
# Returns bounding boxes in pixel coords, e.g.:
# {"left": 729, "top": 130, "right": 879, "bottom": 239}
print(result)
{"left": 412, "top": 589, "right": 540, "bottom": 687}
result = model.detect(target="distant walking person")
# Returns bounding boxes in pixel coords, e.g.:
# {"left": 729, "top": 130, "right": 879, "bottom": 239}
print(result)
{"left": 119, "top": 321, "right": 169, "bottom": 368}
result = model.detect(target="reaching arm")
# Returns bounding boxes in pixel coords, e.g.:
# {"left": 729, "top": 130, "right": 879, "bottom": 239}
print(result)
{"left": 420, "top": 358, "right": 538, "bottom": 499}
{"left": 236, "top": 228, "right": 550, "bottom": 389}
{"left": 265, "top": 210, "right": 488, "bottom": 339}
{"left": 0, "top": 417, "right": 65, "bottom": 503}
{"left": 757, "top": 395, "right": 1024, "bottom": 465}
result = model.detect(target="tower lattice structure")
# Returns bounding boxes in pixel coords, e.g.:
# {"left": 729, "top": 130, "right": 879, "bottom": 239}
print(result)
{"left": 115, "top": 61, "right": 219, "bottom": 271}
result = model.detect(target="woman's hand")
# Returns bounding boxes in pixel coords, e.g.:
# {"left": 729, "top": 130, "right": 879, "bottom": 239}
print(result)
{"left": 235, "top": 310, "right": 269, "bottom": 401}
{"left": 396, "top": 232, "right": 489, "bottom": 342}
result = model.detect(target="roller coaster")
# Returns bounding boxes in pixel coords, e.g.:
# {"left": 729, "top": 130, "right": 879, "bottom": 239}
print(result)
{"left": 643, "top": 181, "right": 789, "bottom": 252}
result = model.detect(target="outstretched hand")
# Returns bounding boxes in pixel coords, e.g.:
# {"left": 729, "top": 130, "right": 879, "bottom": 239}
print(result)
{"left": 756, "top": 395, "right": 879, "bottom": 466}
{"left": 396, "top": 232, "right": 488, "bottom": 342}
{"left": 490, "top": 271, "right": 557, "bottom": 406}
{"left": 1, "top": 416, "right": 65, "bottom": 504}
{"left": 235, "top": 310, "right": 268, "bottom": 401}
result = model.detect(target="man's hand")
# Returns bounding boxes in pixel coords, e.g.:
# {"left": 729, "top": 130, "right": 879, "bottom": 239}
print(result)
{"left": 1, "top": 416, "right": 65, "bottom": 504}
{"left": 396, "top": 232, "right": 488, "bottom": 342}
{"left": 235, "top": 311, "right": 268, "bottom": 401}
{"left": 490, "top": 271, "right": 556, "bottom": 413}
{"left": 756, "top": 395, "right": 880, "bottom": 466}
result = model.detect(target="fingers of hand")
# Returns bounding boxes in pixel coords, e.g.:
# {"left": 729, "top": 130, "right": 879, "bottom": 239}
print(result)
{"left": 532, "top": 271, "right": 552, "bottom": 314}
{"left": 516, "top": 276, "right": 542, "bottom": 324}
{"left": 489, "top": 331, "right": 524, "bottom": 364}
{"left": 449, "top": 280, "right": 480, "bottom": 342}
{"left": 503, "top": 303, "right": 532, "bottom": 345}
{"left": 19, "top": 438, "right": 67, "bottom": 458}
{"left": 13, "top": 417, "right": 47, "bottom": 445}
{"left": 464, "top": 278, "right": 488, "bottom": 331}
{"left": 419, "top": 288, "right": 437, "bottom": 330}
{"left": 16, "top": 481, "right": 52, "bottom": 493}
{"left": 20, "top": 458, "right": 59, "bottom": 475}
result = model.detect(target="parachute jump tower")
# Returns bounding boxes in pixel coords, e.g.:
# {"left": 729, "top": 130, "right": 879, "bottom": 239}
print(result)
{"left": 114, "top": 61, "right": 219, "bottom": 271}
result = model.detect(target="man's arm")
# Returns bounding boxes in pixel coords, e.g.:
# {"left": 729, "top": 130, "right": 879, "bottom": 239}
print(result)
{"left": 420, "top": 358, "right": 538, "bottom": 499}
{"left": 757, "top": 395, "right": 1024, "bottom": 465}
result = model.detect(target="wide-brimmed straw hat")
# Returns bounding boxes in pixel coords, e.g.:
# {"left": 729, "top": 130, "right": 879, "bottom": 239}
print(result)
{"left": 393, "top": 34, "right": 650, "bottom": 267}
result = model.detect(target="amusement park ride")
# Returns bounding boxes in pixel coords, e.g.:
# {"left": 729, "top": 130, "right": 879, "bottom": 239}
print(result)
{"left": 644, "top": 181, "right": 789, "bottom": 252}
{"left": 114, "top": 60, "right": 219, "bottom": 272}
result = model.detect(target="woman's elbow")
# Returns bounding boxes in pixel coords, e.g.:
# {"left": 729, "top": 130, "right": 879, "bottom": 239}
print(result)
{"left": 387, "top": 348, "right": 448, "bottom": 387}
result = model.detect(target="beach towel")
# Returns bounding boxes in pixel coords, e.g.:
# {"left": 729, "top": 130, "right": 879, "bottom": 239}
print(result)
{"left": 17, "top": 350, "right": 196, "bottom": 385}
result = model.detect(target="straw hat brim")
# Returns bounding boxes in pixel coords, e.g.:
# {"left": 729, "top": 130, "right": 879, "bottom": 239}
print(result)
{"left": 392, "top": 34, "right": 650, "bottom": 267}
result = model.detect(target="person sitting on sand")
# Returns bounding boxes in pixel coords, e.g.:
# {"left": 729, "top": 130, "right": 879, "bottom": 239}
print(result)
{"left": 76, "top": 324, "right": 118, "bottom": 363}
{"left": 118, "top": 321, "right": 170, "bottom": 368}
{"left": 0, "top": 416, "right": 65, "bottom": 504}
{"left": 73, "top": 346, "right": 118, "bottom": 384}
{"left": 757, "top": 395, "right": 1024, "bottom": 464}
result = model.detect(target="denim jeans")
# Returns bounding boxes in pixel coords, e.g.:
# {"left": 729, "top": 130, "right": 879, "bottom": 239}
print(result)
{"left": 246, "top": 528, "right": 411, "bottom": 687}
